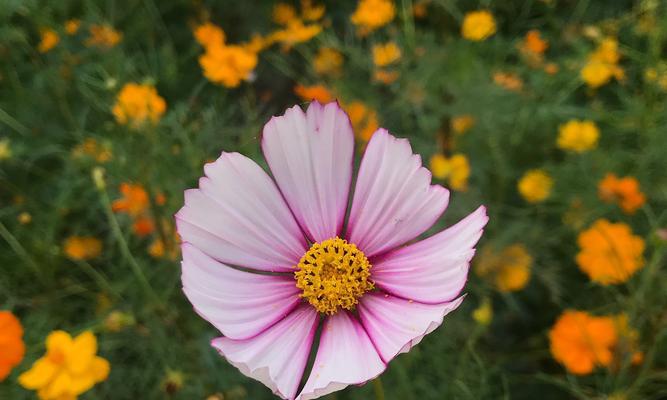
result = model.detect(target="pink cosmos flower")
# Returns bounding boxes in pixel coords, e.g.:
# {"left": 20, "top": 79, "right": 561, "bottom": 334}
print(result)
{"left": 176, "top": 101, "right": 487, "bottom": 400}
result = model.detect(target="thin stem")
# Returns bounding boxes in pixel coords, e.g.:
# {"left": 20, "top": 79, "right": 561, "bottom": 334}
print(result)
{"left": 0, "top": 220, "right": 45, "bottom": 284}
{"left": 94, "top": 171, "right": 162, "bottom": 306}
{"left": 373, "top": 377, "right": 386, "bottom": 400}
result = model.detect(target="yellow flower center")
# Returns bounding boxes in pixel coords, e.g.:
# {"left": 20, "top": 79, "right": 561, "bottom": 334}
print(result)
{"left": 47, "top": 349, "right": 66, "bottom": 365}
{"left": 294, "top": 237, "right": 373, "bottom": 315}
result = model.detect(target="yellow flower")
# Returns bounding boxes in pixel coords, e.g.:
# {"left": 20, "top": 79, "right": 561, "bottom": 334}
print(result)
{"left": 18, "top": 331, "right": 110, "bottom": 399}
{"left": 199, "top": 44, "right": 258, "bottom": 87}
{"left": 0, "top": 138, "right": 12, "bottom": 160}
{"left": 64, "top": 19, "right": 81, "bottom": 35}
{"left": 38, "top": 29, "right": 60, "bottom": 53}
{"left": 273, "top": 3, "right": 298, "bottom": 25}
{"left": 461, "top": 10, "right": 496, "bottom": 41}
{"left": 476, "top": 244, "right": 533, "bottom": 292}
{"left": 194, "top": 22, "right": 225, "bottom": 49}
{"left": 518, "top": 169, "right": 553, "bottom": 203}
{"left": 372, "top": 42, "right": 401, "bottom": 67}
{"left": 344, "top": 101, "right": 379, "bottom": 142}
{"left": 85, "top": 24, "right": 122, "bottom": 48}
{"left": 429, "top": 153, "right": 470, "bottom": 191}
{"left": 581, "top": 37, "right": 624, "bottom": 88}
{"left": 576, "top": 219, "right": 645, "bottom": 285}
{"left": 472, "top": 298, "right": 493, "bottom": 326}
{"left": 271, "top": 19, "right": 322, "bottom": 49}
{"left": 350, "top": 0, "right": 395, "bottom": 35}
{"left": 18, "top": 212, "right": 32, "bottom": 225}
{"left": 313, "top": 47, "right": 343, "bottom": 76}
{"left": 301, "top": 0, "right": 325, "bottom": 21}
{"left": 451, "top": 115, "right": 475, "bottom": 135}
{"left": 63, "top": 236, "right": 102, "bottom": 261}
{"left": 557, "top": 119, "right": 599, "bottom": 153}
{"left": 112, "top": 83, "right": 167, "bottom": 127}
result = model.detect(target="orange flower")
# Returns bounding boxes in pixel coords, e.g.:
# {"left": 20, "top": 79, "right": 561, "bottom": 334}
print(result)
{"left": 351, "top": 0, "right": 395, "bottom": 35}
{"left": 199, "top": 44, "right": 258, "bottom": 88}
{"left": 38, "top": 29, "right": 60, "bottom": 53}
{"left": 112, "top": 183, "right": 150, "bottom": 217}
{"left": 475, "top": 244, "right": 532, "bottom": 292}
{"left": 598, "top": 173, "right": 646, "bottom": 214}
{"left": 194, "top": 22, "right": 225, "bottom": 49}
{"left": 549, "top": 310, "right": 617, "bottom": 375}
{"left": 576, "top": 219, "right": 645, "bottom": 285}
{"left": 373, "top": 69, "right": 399, "bottom": 84}
{"left": 344, "top": 101, "right": 379, "bottom": 141}
{"left": 493, "top": 71, "right": 523, "bottom": 91}
{"left": 86, "top": 24, "right": 122, "bottom": 48}
{"left": 270, "top": 19, "right": 322, "bottom": 49}
{"left": 112, "top": 83, "right": 167, "bottom": 127}
{"left": 0, "top": 311, "right": 25, "bottom": 381}
{"left": 313, "top": 47, "right": 343, "bottom": 76}
{"left": 294, "top": 84, "right": 334, "bottom": 103}
{"left": 64, "top": 236, "right": 103, "bottom": 261}
{"left": 523, "top": 30, "right": 548, "bottom": 54}
{"left": 132, "top": 216, "right": 155, "bottom": 237}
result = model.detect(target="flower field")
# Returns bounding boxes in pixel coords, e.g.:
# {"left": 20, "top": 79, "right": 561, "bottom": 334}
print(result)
{"left": 1, "top": 0, "right": 666, "bottom": 399}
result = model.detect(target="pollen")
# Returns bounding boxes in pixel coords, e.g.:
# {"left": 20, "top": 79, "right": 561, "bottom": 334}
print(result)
{"left": 295, "top": 237, "right": 373, "bottom": 315}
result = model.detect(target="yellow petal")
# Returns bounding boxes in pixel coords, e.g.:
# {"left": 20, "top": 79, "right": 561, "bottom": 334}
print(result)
{"left": 69, "top": 371, "right": 96, "bottom": 395}
{"left": 46, "top": 331, "right": 73, "bottom": 354}
{"left": 18, "top": 358, "right": 57, "bottom": 389}
{"left": 91, "top": 357, "right": 110, "bottom": 382}
{"left": 67, "top": 331, "right": 97, "bottom": 374}
{"left": 44, "top": 371, "right": 72, "bottom": 399}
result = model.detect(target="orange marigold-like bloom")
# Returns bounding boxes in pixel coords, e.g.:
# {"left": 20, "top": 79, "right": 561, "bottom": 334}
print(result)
{"left": 301, "top": 0, "right": 325, "bottom": 21}
{"left": 351, "top": 0, "right": 396, "bottom": 35}
{"left": 523, "top": 30, "right": 548, "bottom": 54}
{"left": 132, "top": 216, "right": 155, "bottom": 237}
{"left": 313, "top": 47, "right": 343, "bottom": 76}
{"left": 344, "top": 101, "right": 379, "bottom": 142}
{"left": 112, "top": 83, "right": 166, "bottom": 127}
{"left": 38, "top": 29, "right": 60, "bottom": 53}
{"left": 576, "top": 219, "right": 645, "bottom": 285}
{"left": 64, "top": 236, "right": 103, "bottom": 261}
{"left": 271, "top": 19, "right": 322, "bottom": 49}
{"left": 373, "top": 69, "right": 399, "bottom": 84}
{"left": 493, "top": 71, "right": 523, "bottom": 91}
{"left": 598, "top": 173, "right": 646, "bottom": 214}
{"left": 518, "top": 169, "right": 553, "bottom": 203}
{"left": 199, "top": 44, "right": 258, "bottom": 88}
{"left": 194, "top": 22, "right": 225, "bottom": 49}
{"left": 64, "top": 19, "right": 81, "bottom": 35}
{"left": 475, "top": 243, "right": 532, "bottom": 292}
{"left": 18, "top": 331, "right": 110, "bottom": 399}
{"left": 86, "top": 24, "right": 122, "bottom": 48}
{"left": 273, "top": 3, "right": 298, "bottom": 25}
{"left": 112, "top": 183, "right": 150, "bottom": 217}
{"left": 451, "top": 115, "right": 475, "bottom": 134}
{"left": 461, "top": 10, "right": 496, "bottom": 41}
{"left": 294, "top": 84, "right": 334, "bottom": 103}
{"left": 372, "top": 42, "right": 401, "bottom": 67}
{"left": 549, "top": 310, "right": 617, "bottom": 375}
{"left": 0, "top": 311, "right": 25, "bottom": 381}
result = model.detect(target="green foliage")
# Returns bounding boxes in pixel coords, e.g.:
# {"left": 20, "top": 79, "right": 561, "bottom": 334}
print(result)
{"left": 1, "top": 0, "right": 666, "bottom": 399}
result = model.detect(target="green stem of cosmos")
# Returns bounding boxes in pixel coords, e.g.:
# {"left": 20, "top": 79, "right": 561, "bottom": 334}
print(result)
{"left": 373, "top": 377, "right": 386, "bottom": 400}
{"left": 93, "top": 169, "right": 162, "bottom": 307}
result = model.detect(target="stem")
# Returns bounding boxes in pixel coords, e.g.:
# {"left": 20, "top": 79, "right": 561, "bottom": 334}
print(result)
{"left": 0, "top": 220, "right": 45, "bottom": 284}
{"left": 94, "top": 171, "right": 162, "bottom": 306}
{"left": 373, "top": 377, "right": 386, "bottom": 400}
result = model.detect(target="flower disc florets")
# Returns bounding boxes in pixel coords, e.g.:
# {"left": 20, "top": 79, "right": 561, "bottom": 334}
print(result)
{"left": 295, "top": 237, "right": 373, "bottom": 315}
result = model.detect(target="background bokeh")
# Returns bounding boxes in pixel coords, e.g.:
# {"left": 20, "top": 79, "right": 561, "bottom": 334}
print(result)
{"left": 1, "top": 0, "right": 666, "bottom": 399}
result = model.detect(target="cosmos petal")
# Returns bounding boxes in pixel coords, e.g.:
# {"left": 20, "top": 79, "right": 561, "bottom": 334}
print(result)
{"left": 175, "top": 152, "right": 307, "bottom": 272}
{"left": 297, "top": 312, "right": 385, "bottom": 400}
{"left": 212, "top": 305, "right": 318, "bottom": 400}
{"left": 358, "top": 293, "right": 465, "bottom": 363}
{"left": 346, "top": 129, "right": 450, "bottom": 257}
{"left": 181, "top": 243, "right": 301, "bottom": 340}
{"left": 371, "top": 206, "right": 488, "bottom": 303}
{"left": 262, "top": 101, "right": 354, "bottom": 242}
